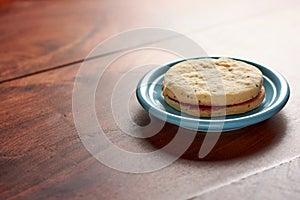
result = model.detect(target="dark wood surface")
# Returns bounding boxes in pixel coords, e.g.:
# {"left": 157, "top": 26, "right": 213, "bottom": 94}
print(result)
{"left": 1, "top": 0, "right": 300, "bottom": 199}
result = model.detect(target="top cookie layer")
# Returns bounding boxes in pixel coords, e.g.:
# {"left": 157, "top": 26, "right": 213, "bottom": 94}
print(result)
{"left": 162, "top": 57, "right": 263, "bottom": 106}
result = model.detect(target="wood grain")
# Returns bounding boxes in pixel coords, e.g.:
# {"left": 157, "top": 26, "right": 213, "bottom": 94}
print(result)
{"left": 194, "top": 157, "right": 300, "bottom": 200}
{"left": 0, "top": 51, "right": 299, "bottom": 199}
{"left": 1, "top": 0, "right": 300, "bottom": 199}
{"left": 0, "top": 0, "right": 292, "bottom": 83}
{"left": 0, "top": 0, "right": 111, "bottom": 82}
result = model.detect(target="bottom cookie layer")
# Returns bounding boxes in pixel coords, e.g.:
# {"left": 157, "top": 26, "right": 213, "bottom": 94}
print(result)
{"left": 164, "top": 87, "right": 265, "bottom": 117}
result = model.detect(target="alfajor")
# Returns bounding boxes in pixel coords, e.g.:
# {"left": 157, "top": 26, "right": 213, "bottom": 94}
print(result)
{"left": 162, "top": 57, "right": 265, "bottom": 117}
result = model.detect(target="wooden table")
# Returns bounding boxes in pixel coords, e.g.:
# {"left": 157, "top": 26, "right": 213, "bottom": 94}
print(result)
{"left": 1, "top": 0, "right": 299, "bottom": 199}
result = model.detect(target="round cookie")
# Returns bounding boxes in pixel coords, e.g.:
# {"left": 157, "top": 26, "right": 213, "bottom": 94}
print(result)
{"left": 162, "top": 57, "right": 263, "bottom": 106}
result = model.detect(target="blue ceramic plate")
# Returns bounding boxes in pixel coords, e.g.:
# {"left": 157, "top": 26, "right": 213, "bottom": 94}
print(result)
{"left": 136, "top": 57, "right": 290, "bottom": 132}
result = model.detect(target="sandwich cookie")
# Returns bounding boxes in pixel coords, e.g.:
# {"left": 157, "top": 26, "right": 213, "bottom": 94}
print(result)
{"left": 162, "top": 57, "right": 265, "bottom": 117}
